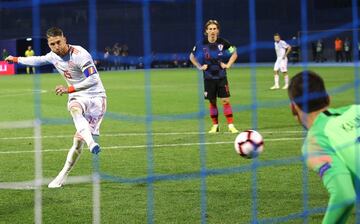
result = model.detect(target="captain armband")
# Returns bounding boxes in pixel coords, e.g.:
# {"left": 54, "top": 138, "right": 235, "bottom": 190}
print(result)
{"left": 83, "top": 66, "right": 98, "bottom": 77}
{"left": 228, "top": 46, "right": 236, "bottom": 54}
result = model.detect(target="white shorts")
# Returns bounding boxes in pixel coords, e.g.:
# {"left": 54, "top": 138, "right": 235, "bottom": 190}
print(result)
{"left": 67, "top": 96, "right": 107, "bottom": 136}
{"left": 274, "top": 57, "right": 288, "bottom": 72}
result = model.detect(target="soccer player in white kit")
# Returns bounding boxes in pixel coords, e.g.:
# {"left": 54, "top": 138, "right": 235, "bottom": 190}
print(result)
{"left": 5, "top": 27, "right": 107, "bottom": 188}
{"left": 270, "top": 33, "right": 292, "bottom": 90}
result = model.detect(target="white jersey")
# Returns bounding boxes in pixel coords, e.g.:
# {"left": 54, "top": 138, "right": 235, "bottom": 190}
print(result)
{"left": 274, "top": 40, "right": 289, "bottom": 58}
{"left": 17, "top": 45, "right": 106, "bottom": 98}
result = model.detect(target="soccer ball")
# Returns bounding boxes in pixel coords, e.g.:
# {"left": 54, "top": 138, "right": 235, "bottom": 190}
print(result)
{"left": 234, "top": 130, "right": 264, "bottom": 159}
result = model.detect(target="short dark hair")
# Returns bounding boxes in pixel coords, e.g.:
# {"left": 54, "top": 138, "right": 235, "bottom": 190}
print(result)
{"left": 204, "top": 20, "right": 220, "bottom": 35}
{"left": 274, "top": 33, "right": 280, "bottom": 37}
{"left": 288, "top": 71, "right": 329, "bottom": 113}
{"left": 46, "top": 27, "right": 64, "bottom": 38}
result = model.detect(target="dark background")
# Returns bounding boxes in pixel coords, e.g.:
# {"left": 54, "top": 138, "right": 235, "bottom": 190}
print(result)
{"left": 0, "top": 0, "right": 359, "bottom": 62}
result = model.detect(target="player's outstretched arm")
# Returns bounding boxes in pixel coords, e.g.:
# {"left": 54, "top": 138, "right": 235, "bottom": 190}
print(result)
{"left": 5, "top": 54, "right": 50, "bottom": 66}
{"left": 189, "top": 53, "right": 207, "bottom": 71}
{"left": 5, "top": 55, "right": 18, "bottom": 63}
{"left": 322, "top": 172, "right": 356, "bottom": 224}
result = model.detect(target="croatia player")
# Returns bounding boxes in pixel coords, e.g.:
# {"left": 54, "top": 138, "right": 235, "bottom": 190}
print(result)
{"left": 5, "top": 27, "right": 106, "bottom": 188}
{"left": 271, "top": 33, "right": 291, "bottom": 90}
{"left": 289, "top": 71, "right": 359, "bottom": 223}
{"left": 190, "top": 20, "right": 239, "bottom": 134}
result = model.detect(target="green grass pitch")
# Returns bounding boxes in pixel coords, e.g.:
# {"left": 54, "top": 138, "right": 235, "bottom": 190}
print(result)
{"left": 0, "top": 66, "right": 357, "bottom": 223}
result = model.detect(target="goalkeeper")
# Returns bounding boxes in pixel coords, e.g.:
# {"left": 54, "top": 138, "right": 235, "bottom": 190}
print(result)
{"left": 288, "top": 70, "right": 359, "bottom": 223}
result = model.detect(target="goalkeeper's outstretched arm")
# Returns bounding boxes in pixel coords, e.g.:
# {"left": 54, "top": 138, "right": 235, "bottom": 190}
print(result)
{"left": 322, "top": 172, "right": 356, "bottom": 224}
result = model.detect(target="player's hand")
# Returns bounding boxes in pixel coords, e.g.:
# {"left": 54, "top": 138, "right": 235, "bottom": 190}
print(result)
{"left": 55, "top": 85, "right": 68, "bottom": 96}
{"left": 282, "top": 56, "right": 287, "bottom": 60}
{"left": 5, "top": 55, "right": 18, "bottom": 63}
{"left": 220, "top": 62, "right": 230, "bottom": 69}
{"left": 198, "top": 64, "right": 208, "bottom": 71}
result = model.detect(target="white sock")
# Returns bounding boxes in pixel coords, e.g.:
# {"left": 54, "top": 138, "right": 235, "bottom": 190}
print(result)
{"left": 274, "top": 74, "right": 279, "bottom": 86}
{"left": 58, "top": 137, "right": 84, "bottom": 178}
{"left": 70, "top": 107, "right": 95, "bottom": 148}
{"left": 284, "top": 75, "right": 289, "bottom": 86}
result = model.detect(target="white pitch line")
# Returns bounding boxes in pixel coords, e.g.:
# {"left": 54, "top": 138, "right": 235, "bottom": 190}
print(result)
{"left": 0, "top": 137, "right": 303, "bottom": 155}
{"left": 0, "top": 89, "right": 48, "bottom": 98}
{"left": 0, "top": 120, "right": 35, "bottom": 129}
{"left": 0, "top": 175, "right": 92, "bottom": 190}
{"left": 0, "top": 130, "right": 304, "bottom": 141}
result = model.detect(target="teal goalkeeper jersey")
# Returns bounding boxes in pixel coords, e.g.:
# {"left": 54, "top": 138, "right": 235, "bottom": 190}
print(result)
{"left": 302, "top": 105, "right": 360, "bottom": 184}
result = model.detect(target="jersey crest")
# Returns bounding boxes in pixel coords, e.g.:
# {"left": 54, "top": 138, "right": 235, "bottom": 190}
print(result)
{"left": 218, "top": 44, "right": 224, "bottom": 51}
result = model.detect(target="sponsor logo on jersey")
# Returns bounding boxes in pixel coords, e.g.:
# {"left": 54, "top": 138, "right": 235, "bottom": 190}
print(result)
{"left": 84, "top": 66, "right": 97, "bottom": 77}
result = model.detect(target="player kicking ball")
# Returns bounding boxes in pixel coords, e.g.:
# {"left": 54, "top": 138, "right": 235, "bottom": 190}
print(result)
{"left": 271, "top": 33, "right": 291, "bottom": 90}
{"left": 288, "top": 70, "right": 359, "bottom": 223}
{"left": 6, "top": 27, "right": 107, "bottom": 188}
{"left": 190, "top": 20, "right": 239, "bottom": 134}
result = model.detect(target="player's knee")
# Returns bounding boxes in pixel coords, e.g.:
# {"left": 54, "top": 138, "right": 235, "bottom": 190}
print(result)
{"left": 221, "top": 98, "right": 230, "bottom": 105}
{"left": 69, "top": 104, "right": 83, "bottom": 116}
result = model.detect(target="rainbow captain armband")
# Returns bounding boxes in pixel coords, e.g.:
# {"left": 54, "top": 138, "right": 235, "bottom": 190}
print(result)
{"left": 83, "top": 66, "right": 98, "bottom": 77}
{"left": 68, "top": 85, "right": 76, "bottom": 93}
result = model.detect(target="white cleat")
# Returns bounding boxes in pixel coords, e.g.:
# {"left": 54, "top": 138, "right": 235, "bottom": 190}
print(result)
{"left": 228, "top": 124, "right": 239, "bottom": 134}
{"left": 270, "top": 85, "right": 280, "bottom": 90}
{"left": 48, "top": 175, "right": 66, "bottom": 188}
{"left": 208, "top": 125, "right": 220, "bottom": 133}
{"left": 282, "top": 84, "right": 288, "bottom": 90}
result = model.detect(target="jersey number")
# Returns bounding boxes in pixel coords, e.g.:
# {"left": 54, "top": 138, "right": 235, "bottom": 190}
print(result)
{"left": 203, "top": 48, "right": 210, "bottom": 60}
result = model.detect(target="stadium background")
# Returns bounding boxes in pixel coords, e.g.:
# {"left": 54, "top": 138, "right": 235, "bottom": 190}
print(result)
{"left": 0, "top": 0, "right": 358, "bottom": 63}
{"left": 0, "top": 0, "right": 360, "bottom": 224}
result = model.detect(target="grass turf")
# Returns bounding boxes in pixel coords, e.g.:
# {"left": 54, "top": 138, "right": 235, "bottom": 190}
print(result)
{"left": 0, "top": 66, "right": 357, "bottom": 223}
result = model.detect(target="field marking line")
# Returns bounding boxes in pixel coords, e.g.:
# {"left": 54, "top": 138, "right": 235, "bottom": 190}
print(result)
{"left": 0, "top": 137, "right": 303, "bottom": 155}
{"left": 0, "top": 120, "right": 35, "bottom": 129}
{"left": 0, "top": 130, "right": 304, "bottom": 140}
{"left": 0, "top": 89, "right": 48, "bottom": 98}
{"left": 0, "top": 175, "right": 92, "bottom": 190}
